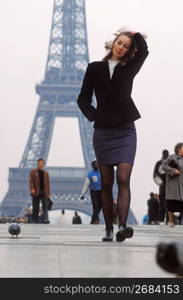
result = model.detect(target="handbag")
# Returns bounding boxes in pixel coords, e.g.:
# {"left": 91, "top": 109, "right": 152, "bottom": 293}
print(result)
{"left": 48, "top": 198, "right": 53, "bottom": 211}
{"left": 168, "top": 160, "right": 180, "bottom": 178}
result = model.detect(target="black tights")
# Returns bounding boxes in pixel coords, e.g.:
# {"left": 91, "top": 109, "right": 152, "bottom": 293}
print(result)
{"left": 99, "top": 163, "right": 133, "bottom": 231}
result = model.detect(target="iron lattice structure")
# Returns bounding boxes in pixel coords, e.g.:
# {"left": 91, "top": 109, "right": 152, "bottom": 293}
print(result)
{"left": 0, "top": 0, "right": 137, "bottom": 224}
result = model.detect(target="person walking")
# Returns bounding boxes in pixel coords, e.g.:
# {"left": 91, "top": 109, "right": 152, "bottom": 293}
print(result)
{"left": 77, "top": 28, "right": 149, "bottom": 241}
{"left": 29, "top": 158, "right": 51, "bottom": 224}
{"left": 80, "top": 160, "right": 102, "bottom": 224}
{"left": 162, "top": 143, "right": 183, "bottom": 227}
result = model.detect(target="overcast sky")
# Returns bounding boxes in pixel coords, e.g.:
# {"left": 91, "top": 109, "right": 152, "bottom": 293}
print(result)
{"left": 1, "top": 0, "right": 183, "bottom": 222}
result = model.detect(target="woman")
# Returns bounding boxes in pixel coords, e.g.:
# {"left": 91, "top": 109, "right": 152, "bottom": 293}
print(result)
{"left": 77, "top": 29, "right": 149, "bottom": 242}
{"left": 162, "top": 143, "right": 183, "bottom": 227}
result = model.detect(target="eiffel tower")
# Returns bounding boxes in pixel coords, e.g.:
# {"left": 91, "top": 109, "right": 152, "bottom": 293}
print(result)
{"left": 0, "top": 0, "right": 137, "bottom": 224}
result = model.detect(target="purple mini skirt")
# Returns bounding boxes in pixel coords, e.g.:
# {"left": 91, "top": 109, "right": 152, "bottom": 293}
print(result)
{"left": 93, "top": 122, "right": 137, "bottom": 166}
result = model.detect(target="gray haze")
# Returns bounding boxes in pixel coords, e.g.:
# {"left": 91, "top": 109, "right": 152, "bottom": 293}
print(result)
{"left": 1, "top": 0, "right": 183, "bottom": 222}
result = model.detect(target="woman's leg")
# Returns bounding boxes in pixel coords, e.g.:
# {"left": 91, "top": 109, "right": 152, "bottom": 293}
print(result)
{"left": 168, "top": 211, "right": 175, "bottom": 226}
{"left": 99, "top": 164, "right": 114, "bottom": 231}
{"left": 116, "top": 163, "right": 133, "bottom": 227}
{"left": 178, "top": 211, "right": 183, "bottom": 225}
{"left": 32, "top": 196, "right": 40, "bottom": 223}
{"left": 90, "top": 190, "right": 100, "bottom": 224}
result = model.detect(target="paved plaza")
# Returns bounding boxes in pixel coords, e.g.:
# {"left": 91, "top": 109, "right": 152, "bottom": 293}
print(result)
{"left": 0, "top": 224, "right": 182, "bottom": 277}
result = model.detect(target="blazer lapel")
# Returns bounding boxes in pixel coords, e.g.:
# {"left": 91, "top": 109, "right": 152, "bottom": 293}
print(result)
{"left": 35, "top": 169, "right": 40, "bottom": 185}
{"left": 98, "top": 61, "right": 113, "bottom": 94}
{"left": 98, "top": 61, "right": 122, "bottom": 96}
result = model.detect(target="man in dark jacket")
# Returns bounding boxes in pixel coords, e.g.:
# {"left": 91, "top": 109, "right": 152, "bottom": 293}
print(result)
{"left": 29, "top": 158, "right": 51, "bottom": 224}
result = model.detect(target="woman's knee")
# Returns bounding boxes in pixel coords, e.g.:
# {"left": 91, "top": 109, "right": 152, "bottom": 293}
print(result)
{"left": 117, "top": 174, "right": 130, "bottom": 186}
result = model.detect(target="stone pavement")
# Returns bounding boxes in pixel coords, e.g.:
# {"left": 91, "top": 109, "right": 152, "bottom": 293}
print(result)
{"left": 0, "top": 224, "right": 182, "bottom": 278}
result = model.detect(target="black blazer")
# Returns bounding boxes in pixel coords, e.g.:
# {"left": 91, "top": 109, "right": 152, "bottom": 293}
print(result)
{"left": 77, "top": 33, "right": 149, "bottom": 128}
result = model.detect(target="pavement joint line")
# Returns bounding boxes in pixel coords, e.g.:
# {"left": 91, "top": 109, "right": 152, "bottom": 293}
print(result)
{"left": 0, "top": 241, "right": 159, "bottom": 248}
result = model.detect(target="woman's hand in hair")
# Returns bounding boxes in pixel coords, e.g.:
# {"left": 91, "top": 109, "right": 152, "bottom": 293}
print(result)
{"left": 130, "top": 31, "right": 147, "bottom": 39}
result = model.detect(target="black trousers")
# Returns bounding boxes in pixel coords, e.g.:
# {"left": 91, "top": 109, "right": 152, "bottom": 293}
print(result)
{"left": 148, "top": 210, "right": 159, "bottom": 223}
{"left": 32, "top": 193, "right": 49, "bottom": 223}
{"left": 159, "top": 184, "right": 166, "bottom": 222}
{"left": 90, "top": 190, "right": 102, "bottom": 222}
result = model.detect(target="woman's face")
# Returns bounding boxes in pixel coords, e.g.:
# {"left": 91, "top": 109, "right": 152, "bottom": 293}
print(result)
{"left": 112, "top": 34, "right": 132, "bottom": 59}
